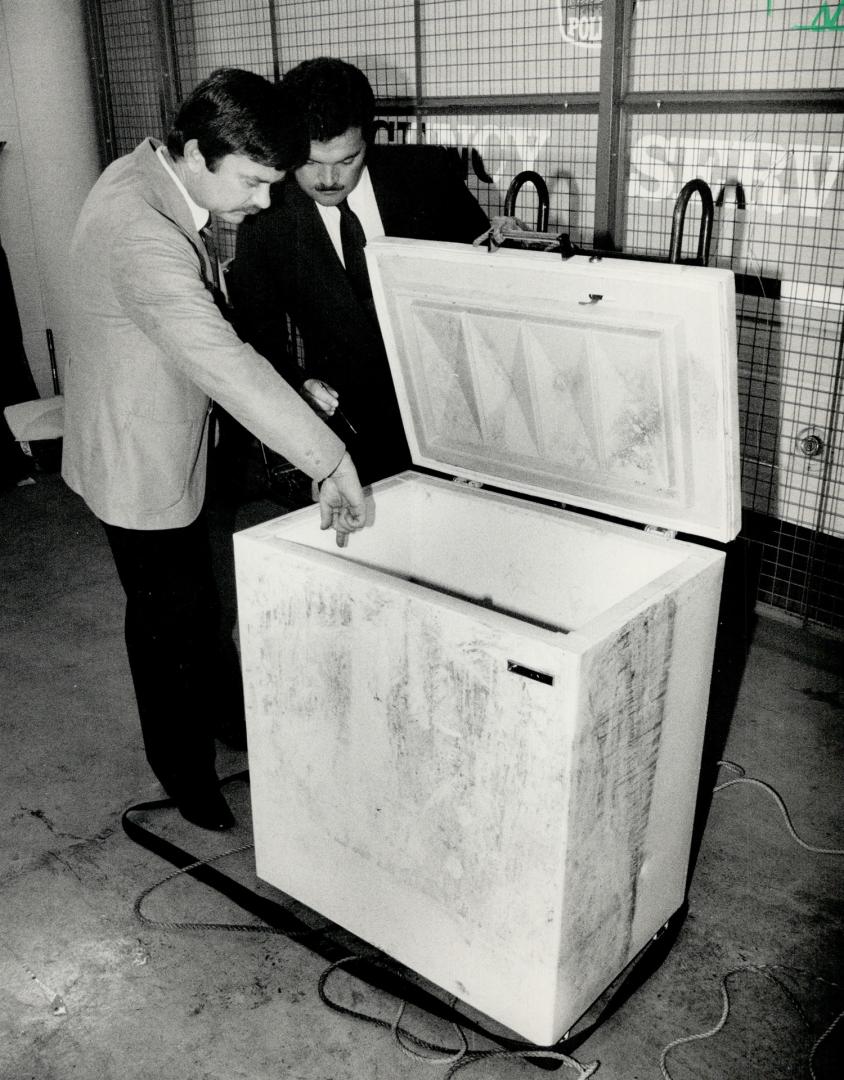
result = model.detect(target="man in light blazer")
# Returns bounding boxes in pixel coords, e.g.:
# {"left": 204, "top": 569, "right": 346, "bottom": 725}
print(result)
{"left": 62, "top": 68, "right": 366, "bottom": 831}
{"left": 230, "top": 57, "right": 490, "bottom": 486}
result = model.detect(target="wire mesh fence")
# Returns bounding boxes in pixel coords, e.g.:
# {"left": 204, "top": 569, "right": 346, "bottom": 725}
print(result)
{"left": 623, "top": 105, "right": 843, "bottom": 629}
{"left": 87, "top": 0, "right": 844, "bottom": 633}
{"left": 423, "top": 111, "right": 598, "bottom": 241}
{"left": 98, "top": 0, "right": 162, "bottom": 154}
{"left": 629, "top": 0, "right": 843, "bottom": 94}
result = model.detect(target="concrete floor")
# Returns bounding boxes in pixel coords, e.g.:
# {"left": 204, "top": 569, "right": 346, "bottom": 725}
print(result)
{"left": 1, "top": 468, "right": 842, "bottom": 1080}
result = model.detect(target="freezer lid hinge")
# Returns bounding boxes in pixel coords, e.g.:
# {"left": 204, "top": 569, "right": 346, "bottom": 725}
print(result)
{"left": 452, "top": 476, "right": 484, "bottom": 489}
{"left": 644, "top": 524, "right": 677, "bottom": 540}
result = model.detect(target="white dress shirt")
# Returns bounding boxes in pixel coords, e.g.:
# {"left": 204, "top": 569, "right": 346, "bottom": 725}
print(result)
{"left": 155, "top": 145, "right": 210, "bottom": 231}
{"left": 315, "top": 165, "right": 385, "bottom": 266}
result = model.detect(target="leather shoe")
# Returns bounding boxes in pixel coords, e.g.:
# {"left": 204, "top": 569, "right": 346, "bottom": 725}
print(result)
{"left": 175, "top": 786, "right": 235, "bottom": 831}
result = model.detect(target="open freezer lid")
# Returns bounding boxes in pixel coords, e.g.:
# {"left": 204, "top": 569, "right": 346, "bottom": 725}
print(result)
{"left": 365, "top": 237, "right": 741, "bottom": 543}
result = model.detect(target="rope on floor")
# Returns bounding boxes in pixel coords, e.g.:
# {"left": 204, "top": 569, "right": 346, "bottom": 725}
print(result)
{"left": 714, "top": 760, "right": 844, "bottom": 855}
{"left": 317, "top": 955, "right": 468, "bottom": 1066}
{"left": 658, "top": 965, "right": 843, "bottom": 1080}
{"left": 317, "top": 954, "right": 600, "bottom": 1077}
{"left": 658, "top": 761, "right": 844, "bottom": 1079}
{"left": 126, "top": 802, "right": 602, "bottom": 1076}
{"left": 443, "top": 1051, "right": 599, "bottom": 1079}
{"left": 135, "top": 855, "right": 601, "bottom": 1076}
{"left": 128, "top": 758, "right": 842, "bottom": 1078}
{"left": 133, "top": 841, "right": 304, "bottom": 935}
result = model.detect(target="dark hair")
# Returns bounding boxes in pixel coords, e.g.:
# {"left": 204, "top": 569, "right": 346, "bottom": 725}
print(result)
{"left": 280, "top": 57, "right": 375, "bottom": 145}
{"left": 166, "top": 67, "right": 308, "bottom": 171}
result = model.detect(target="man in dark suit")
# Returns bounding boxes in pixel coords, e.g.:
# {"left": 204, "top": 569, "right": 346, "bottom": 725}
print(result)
{"left": 230, "top": 57, "right": 490, "bottom": 485}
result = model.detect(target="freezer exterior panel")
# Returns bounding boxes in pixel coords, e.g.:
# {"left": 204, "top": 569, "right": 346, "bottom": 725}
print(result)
{"left": 235, "top": 478, "right": 725, "bottom": 1045}
{"left": 236, "top": 238, "right": 739, "bottom": 1045}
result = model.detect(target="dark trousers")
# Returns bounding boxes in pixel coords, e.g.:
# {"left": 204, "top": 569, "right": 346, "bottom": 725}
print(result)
{"left": 103, "top": 511, "right": 245, "bottom": 797}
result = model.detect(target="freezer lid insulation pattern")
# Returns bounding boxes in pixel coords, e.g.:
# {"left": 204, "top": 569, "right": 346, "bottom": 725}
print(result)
{"left": 365, "top": 239, "right": 741, "bottom": 543}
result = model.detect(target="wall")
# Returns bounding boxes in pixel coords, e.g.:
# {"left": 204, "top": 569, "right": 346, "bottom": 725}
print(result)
{"left": 0, "top": 0, "right": 100, "bottom": 397}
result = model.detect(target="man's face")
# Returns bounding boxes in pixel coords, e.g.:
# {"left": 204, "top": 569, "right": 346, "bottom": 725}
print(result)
{"left": 184, "top": 143, "right": 285, "bottom": 223}
{"left": 294, "top": 127, "right": 367, "bottom": 207}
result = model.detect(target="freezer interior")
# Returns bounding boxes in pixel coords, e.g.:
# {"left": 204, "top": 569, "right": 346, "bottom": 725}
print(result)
{"left": 262, "top": 472, "right": 708, "bottom": 635}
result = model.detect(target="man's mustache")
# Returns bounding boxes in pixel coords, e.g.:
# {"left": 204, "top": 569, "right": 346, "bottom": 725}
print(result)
{"left": 315, "top": 184, "right": 343, "bottom": 192}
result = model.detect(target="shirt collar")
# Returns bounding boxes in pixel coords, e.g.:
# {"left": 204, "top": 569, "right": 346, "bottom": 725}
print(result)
{"left": 347, "top": 164, "right": 374, "bottom": 215}
{"left": 316, "top": 164, "right": 374, "bottom": 220}
{"left": 156, "top": 145, "right": 210, "bottom": 232}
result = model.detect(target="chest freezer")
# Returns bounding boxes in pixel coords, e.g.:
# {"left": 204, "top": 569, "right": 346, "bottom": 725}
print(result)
{"left": 234, "top": 237, "right": 740, "bottom": 1047}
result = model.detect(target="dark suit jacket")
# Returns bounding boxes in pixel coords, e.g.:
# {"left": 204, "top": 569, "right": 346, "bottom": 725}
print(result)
{"left": 229, "top": 144, "right": 490, "bottom": 484}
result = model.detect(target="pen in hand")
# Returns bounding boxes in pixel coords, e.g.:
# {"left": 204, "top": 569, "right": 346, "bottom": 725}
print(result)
{"left": 317, "top": 380, "right": 358, "bottom": 436}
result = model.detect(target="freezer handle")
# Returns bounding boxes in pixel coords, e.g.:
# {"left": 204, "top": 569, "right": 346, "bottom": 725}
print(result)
{"left": 507, "top": 660, "right": 554, "bottom": 686}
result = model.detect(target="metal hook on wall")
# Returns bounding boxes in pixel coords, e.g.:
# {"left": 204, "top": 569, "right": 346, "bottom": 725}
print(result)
{"left": 669, "top": 179, "right": 715, "bottom": 266}
{"left": 715, "top": 180, "right": 746, "bottom": 211}
{"left": 503, "top": 171, "right": 550, "bottom": 233}
{"left": 714, "top": 180, "right": 746, "bottom": 265}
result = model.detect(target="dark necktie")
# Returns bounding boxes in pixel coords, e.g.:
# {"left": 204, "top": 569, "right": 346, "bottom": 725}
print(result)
{"left": 338, "top": 199, "right": 375, "bottom": 316}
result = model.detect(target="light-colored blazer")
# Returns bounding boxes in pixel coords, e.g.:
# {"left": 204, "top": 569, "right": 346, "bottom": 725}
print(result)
{"left": 61, "top": 139, "right": 344, "bottom": 530}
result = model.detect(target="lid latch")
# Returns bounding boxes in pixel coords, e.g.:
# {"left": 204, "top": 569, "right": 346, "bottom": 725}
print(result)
{"left": 644, "top": 525, "right": 677, "bottom": 540}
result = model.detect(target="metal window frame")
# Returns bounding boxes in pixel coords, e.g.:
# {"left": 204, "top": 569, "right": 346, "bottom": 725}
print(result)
{"left": 150, "top": 0, "right": 182, "bottom": 133}
{"left": 82, "top": 0, "right": 117, "bottom": 166}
